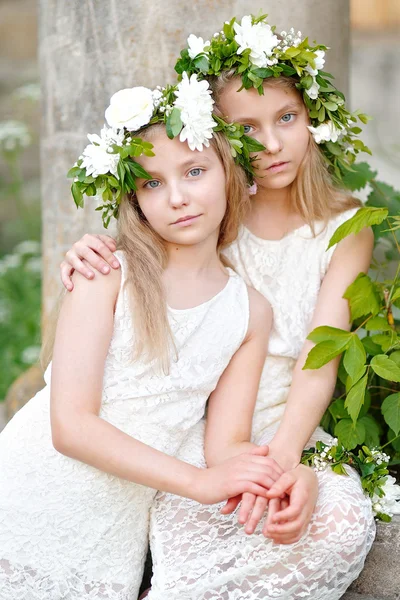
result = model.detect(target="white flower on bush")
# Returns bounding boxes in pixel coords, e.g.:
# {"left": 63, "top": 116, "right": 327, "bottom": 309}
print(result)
{"left": 307, "top": 120, "right": 343, "bottom": 144}
{"left": 105, "top": 87, "right": 154, "bottom": 131}
{"left": 306, "top": 50, "right": 325, "bottom": 77}
{"left": 0, "top": 120, "right": 31, "bottom": 152}
{"left": 234, "top": 15, "right": 279, "bottom": 68}
{"left": 187, "top": 34, "right": 210, "bottom": 59}
{"left": 14, "top": 240, "right": 41, "bottom": 255}
{"left": 305, "top": 78, "right": 320, "bottom": 100}
{"left": 21, "top": 345, "right": 41, "bottom": 365}
{"left": 80, "top": 126, "right": 124, "bottom": 178}
{"left": 372, "top": 475, "right": 400, "bottom": 517}
{"left": 174, "top": 73, "right": 216, "bottom": 151}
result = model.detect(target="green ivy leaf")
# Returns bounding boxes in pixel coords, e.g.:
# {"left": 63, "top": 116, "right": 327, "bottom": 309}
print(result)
{"left": 327, "top": 207, "right": 388, "bottom": 249}
{"left": 303, "top": 338, "right": 350, "bottom": 370}
{"left": 362, "top": 336, "right": 384, "bottom": 356}
{"left": 370, "top": 355, "right": 400, "bottom": 382}
{"left": 329, "top": 397, "right": 349, "bottom": 420}
{"left": 345, "top": 373, "right": 368, "bottom": 423}
{"left": 334, "top": 418, "right": 366, "bottom": 450}
{"left": 365, "top": 316, "right": 393, "bottom": 332}
{"left": 307, "top": 326, "right": 352, "bottom": 344}
{"left": 341, "top": 162, "right": 377, "bottom": 191}
{"left": 389, "top": 351, "right": 400, "bottom": 367}
{"left": 343, "top": 335, "right": 367, "bottom": 383}
{"left": 343, "top": 273, "right": 381, "bottom": 320}
{"left": 381, "top": 393, "right": 400, "bottom": 436}
{"left": 71, "top": 183, "right": 84, "bottom": 208}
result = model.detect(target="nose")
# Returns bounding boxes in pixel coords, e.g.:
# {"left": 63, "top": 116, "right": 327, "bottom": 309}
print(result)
{"left": 168, "top": 182, "right": 189, "bottom": 209}
{"left": 260, "top": 128, "right": 283, "bottom": 155}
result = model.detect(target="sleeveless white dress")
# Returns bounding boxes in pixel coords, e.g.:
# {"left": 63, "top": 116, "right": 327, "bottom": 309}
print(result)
{"left": 0, "top": 251, "right": 250, "bottom": 600}
{"left": 148, "top": 208, "right": 376, "bottom": 600}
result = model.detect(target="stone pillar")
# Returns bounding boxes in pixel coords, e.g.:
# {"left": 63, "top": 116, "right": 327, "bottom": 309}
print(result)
{"left": 38, "top": 0, "right": 349, "bottom": 321}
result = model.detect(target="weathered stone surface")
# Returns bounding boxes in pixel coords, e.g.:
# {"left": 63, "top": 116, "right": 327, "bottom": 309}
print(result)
{"left": 346, "top": 516, "right": 400, "bottom": 600}
{"left": 5, "top": 364, "right": 45, "bottom": 422}
{"left": 38, "top": 0, "right": 349, "bottom": 322}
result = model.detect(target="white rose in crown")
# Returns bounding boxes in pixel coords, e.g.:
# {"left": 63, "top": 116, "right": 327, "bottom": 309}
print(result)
{"left": 234, "top": 15, "right": 279, "bottom": 68}
{"left": 307, "top": 120, "right": 343, "bottom": 144}
{"left": 105, "top": 87, "right": 154, "bottom": 131}
{"left": 187, "top": 34, "right": 210, "bottom": 59}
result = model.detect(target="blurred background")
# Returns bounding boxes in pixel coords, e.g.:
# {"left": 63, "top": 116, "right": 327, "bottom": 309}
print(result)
{"left": 0, "top": 0, "right": 399, "bottom": 426}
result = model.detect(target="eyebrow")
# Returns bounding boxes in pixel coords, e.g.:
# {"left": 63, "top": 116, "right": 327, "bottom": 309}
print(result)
{"left": 138, "top": 155, "right": 213, "bottom": 180}
{"left": 231, "top": 101, "right": 303, "bottom": 123}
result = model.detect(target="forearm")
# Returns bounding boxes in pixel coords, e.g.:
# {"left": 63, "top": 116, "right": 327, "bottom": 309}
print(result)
{"left": 53, "top": 412, "right": 201, "bottom": 500}
{"left": 205, "top": 440, "right": 257, "bottom": 467}
{"left": 269, "top": 354, "right": 338, "bottom": 469}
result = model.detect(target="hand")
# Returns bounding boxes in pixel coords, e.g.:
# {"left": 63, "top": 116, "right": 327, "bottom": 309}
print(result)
{"left": 263, "top": 464, "right": 318, "bottom": 544}
{"left": 193, "top": 446, "right": 283, "bottom": 505}
{"left": 60, "top": 234, "right": 119, "bottom": 291}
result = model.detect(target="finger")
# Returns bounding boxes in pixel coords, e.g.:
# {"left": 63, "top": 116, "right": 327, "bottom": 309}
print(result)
{"left": 244, "top": 496, "right": 268, "bottom": 534}
{"left": 74, "top": 246, "right": 115, "bottom": 274}
{"left": 270, "top": 488, "right": 306, "bottom": 523}
{"left": 263, "top": 497, "right": 281, "bottom": 536}
{"left": 60, "top": 261, "right": 75, "bottom": 291}
{"left": 65, "top": 251, "right": 95, "bottom": 279}
{"left": 269, "top": 531, "right": 303, "bottom": 545}
{"left": 266, "top": 516, "right": 304, "bottom": 536}
{"left": 220, "top": 495, "right": 241, "bottom": 515}
{"left": 98, "top": 234, "right": 117, "bottom": 251}
{"left": 81, "top": 235, "right": 120, "bottom": 269}
{"left": 265, "top": 472, "right": 296, "bottom": 498}
{"left": 244, "top": 458, "right": 283, "bottom": 480}
{"left": 241, "top": 483, "right": 271, "bottom": 498}
{"left": 238, "top": 493, "right": 256, "bottom": 524}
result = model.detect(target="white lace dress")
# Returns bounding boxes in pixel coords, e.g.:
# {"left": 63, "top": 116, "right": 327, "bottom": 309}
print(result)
{"left": 0, "top": 251, "right": 250, "bottom": 600}
{"left": 148, "top": 209, "right": 376, "bottom": 600}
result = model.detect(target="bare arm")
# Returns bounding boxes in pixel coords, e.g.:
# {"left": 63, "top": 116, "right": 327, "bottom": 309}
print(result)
{"left": 51, "top": 269, "right": 277, "bottom": 504}
{"left": 204, "top": 288, "right": 283, "bottom": 483}
{"left": 268, "top": 227, "right": 374, "bottom": 469}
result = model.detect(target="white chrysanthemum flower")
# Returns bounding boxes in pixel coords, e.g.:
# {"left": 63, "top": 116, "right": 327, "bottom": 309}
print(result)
{"left": 80, "top": 125, "right": 124, "bottom": 178}
{"left": 0, "top": 120, "right": 31, "bottom": 152}
{"left": 234, "top": 15, "right": 279, "bottom": 68}
{"left": 306, "top": 78, "right": 320, "bottom": 99}
{"left": 307, "top": 120, "right": 344, "bottom": 144}
{"left": 21, "top": 345, "right": 41, "bottom": 365}
{"left": 105, "top": 87, "right": 154, "bottom": 131}
{"left": 372, "top": 476, "right": 400, "bottom": 517}
{"left": 174, "top": 73, "right": 216, "bottom": 152}
{"left": 14, "top": 240, "right": 41, "bottom": 255}
{"left": 187, "top": 34, "right": 210, "bottom": 59}
{"left": 306, "top": 50, "right": 326, "bottom": 76}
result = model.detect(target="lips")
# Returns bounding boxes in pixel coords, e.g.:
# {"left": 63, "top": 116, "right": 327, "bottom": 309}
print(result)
{"left": 171, "top": 214, "right": 201, "bottom": 225}
{"left": 267, "top": 161, "right": 288, "bottom": 170}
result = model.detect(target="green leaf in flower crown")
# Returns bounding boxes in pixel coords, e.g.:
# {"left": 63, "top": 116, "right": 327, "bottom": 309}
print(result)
{"left": 381, "top": 392, "right": 400, "bottom": 436}
{"left": 251, "top": 67, "right": 274, "bottom": 78}
{"left": 343, "top": 273, "right": 381, "bottom": 321}
{"left": 193, "top": 55, "right": 209, "bottom": 73}
{"left": 343, "top": 334, "right": 367, "bottom": 383}
{"left": 334, "top": 418, "right": 366, "bottom": 450}
{"left": 345, "top": 373, "right": 367, "bottom": 423}
{"left": 71, "top": 182, "right": 84, "bottom": 208}
{"left": 370, "top": 355, "right": 400, "bottom": 382}
{"left": 242, "top": 135, "right": 265, "bottom": 152}
{"left": 303, "top": 338, "right": 350, "bottom": 370}
{"left": 341, "top": 162, "right": 377, "bottom": 191}
{"left": 128, "top": 161, "right": 152, "bottom": 180}
{"left": 307, "top": 326, "right": 352, "bottom": 344}
{"left": 166, "top": 107, "right": 183, "bottom": 139}
{"left": 327, "top": 207, "right": 388, "bottom": 249}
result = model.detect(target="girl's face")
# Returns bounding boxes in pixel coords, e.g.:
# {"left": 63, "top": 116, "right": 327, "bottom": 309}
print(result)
{"left": 135, "top": 129, "right": 227, "bottom": 248}
{"left": 218, "top": 80, "right": 310, "bottom": 191}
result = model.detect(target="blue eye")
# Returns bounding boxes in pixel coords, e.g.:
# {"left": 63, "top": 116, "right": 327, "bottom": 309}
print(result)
{"left": 188, "top": 168, "right": 203, "bottom": 177}
{"left": 144, "top": 180, "right": 160, "bottom": 189}
{"left": 243, "top": 125, "right": 253, "bottom": 134}
{"left": 281, "top": 113, "right": 294, "bottom": 123}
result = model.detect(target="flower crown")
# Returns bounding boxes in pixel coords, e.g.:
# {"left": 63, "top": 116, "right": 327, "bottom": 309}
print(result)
{"left": 68, "top": 73, "right": 264, "bottom": 228}
{"left": 175, "top": 14, "right": 371, "bottom": 190}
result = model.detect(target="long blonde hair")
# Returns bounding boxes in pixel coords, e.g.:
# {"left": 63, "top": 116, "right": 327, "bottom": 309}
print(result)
{"left": 116, "top": 124, "right": 248, "bottom": 372}
{"left": 211, "top": 72, "right": 361, "bottom": 233}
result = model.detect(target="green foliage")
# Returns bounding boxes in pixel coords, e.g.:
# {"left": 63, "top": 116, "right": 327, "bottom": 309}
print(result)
{"left": 304, "top": 205, "right": 400, "bottom": 465}
{"left": 0, "top": 242, "right": 42, "bottom": 401}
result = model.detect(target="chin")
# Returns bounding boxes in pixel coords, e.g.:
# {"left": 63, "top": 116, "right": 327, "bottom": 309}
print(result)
{"left": 256, "top": 172, "right": 297, "bottom": 191}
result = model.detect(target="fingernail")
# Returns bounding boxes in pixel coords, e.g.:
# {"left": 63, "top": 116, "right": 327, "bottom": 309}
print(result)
{"left": 112, "top": 261, "right": 119, "bottom": 268}
{"left": 87, "top": 272, "right": 94, "bottom": 279}
{"left": 102, "top": 266, "right": 110, "bottom": 274}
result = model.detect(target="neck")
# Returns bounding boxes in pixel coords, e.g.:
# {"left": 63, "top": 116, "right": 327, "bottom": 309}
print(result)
{"left": 252, "top": 184, "right": 292, "bottom": 216}
{"left": 164, "top": 232, "right": 223, "bottom": 276}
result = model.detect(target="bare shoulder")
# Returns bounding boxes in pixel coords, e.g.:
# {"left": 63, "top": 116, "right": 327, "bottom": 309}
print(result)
{"left": 331, "top": 225, "right": 374, "bottom": 270}
{"left": 68, "top": 258, "right": 121, "bottom": 306}
{"left": 246, "top": 285, "right": 272, "bottom": 338}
